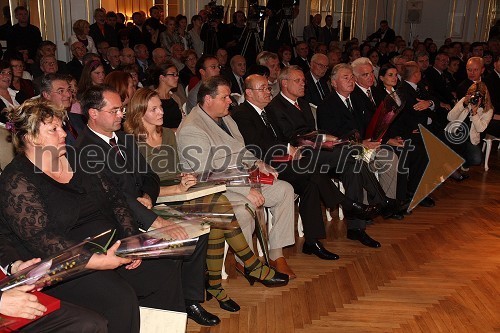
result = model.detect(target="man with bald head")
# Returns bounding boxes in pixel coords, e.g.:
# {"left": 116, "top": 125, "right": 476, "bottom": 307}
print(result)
{"left": 152, "top": 48, "right": 168, "bottom": 67}
{"left": 457, "top": 56, "right": 485, "bottom": 99}
{"left": 226, "top": 55, "right": 247, "bottom": 95}
{"left": 304, "top": 53, "right": 331, "bottom": 106}
{"left": 233, "top": 74, "right": 377, "bottom": 259}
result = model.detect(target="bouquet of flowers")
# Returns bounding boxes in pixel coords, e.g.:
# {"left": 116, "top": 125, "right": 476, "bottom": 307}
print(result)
{"left": 365, "top": 90, "right": 406, "bottom": 142}
{"left": 292, "top": 131, "right": 348, "bottom": 150}
{"left": 115, "top": 219, "right": 211, "bottom": 259}
{"left": 0, "top": 230, "right": 115, "bottom": 292}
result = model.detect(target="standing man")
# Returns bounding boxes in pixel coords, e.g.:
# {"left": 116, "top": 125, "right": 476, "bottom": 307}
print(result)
{"left": 303, "top": 14, "right": 324, "bottom": 43}
{"left": 367, "top": 20, "right": 396, "bottom": 43}
{"left": 177, "top": 76, "right": 297, "bottom": 278}
{"left": 6, "top": 6, "right": 42, "bottom": 60}
{"left": 89, "top": 8, "right": 118, "bottom": 47}
{"left": 304, "top": 53, "right": 331, "bottom": 106}
{"left": 322, "top": 15, "right": 337, "bottom": 47}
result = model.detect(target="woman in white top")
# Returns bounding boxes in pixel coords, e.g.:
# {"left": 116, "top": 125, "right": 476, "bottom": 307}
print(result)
{"left": 69, "top": 20, "right": 98, "bottom": 54}
{"left": 0, "top": 61, "right": 25, "bottom": 124}
{"left": 445, "top": 81, "right": 493, "bottom": 167}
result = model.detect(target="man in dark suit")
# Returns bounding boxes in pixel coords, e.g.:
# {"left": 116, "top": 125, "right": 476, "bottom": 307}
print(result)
{"left": 304, "top": 53, "right": 331, "bottom": 107}
{"left": 367, "top": 20, "right": 396, "bottom": 43}
{"left": 291, "top": 41, "right": 311, "bottom": 73}
{"left": 133, "top": 44, "right": 151, "bottom": 86}
{"left": 484, "top": 55, "right": 500, "bottom": 136}
{"left": 89, "top": 8, "right": 118, "bottom": 47}
{"left": 423, "top": 52, "right": 456, "bottom": 129}
{"left": 74, "top": 85, "right": 220, "bottom": 327}
{"left": 349, "top": 58, "right": 406, "bottom": 217}
{"left": 456, "top": 57, "right": 484, "bottom": 100}
{"left": 67, "top": 42, "right": 86, "bottom": 81}
{"left": 384, "top": 61, "right": 436, "bottom": 207}
{"left": 266, "top": 66, "right": 393, "bottom": 248}
{"left": 128, "top": 11, "right": 147, "bottom": 49}
{"left": 322, "top": 15, "right": 337, "bottom": 47}
{"left": 233, "top": 75, "right": 378, "bottom": 259}
{"left": 225, "top": 55, "right": 246, "bottom": 95}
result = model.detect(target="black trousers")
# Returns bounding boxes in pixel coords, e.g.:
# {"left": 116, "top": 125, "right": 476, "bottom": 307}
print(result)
{"left": 302, "top": 147, "right": 388, "bottom": 230}
{"left": 21, "top": 301, "right": 108, "bottom": 333}
{"left": 46, "top": 234, "right": 208, "bottom": 333}
{"left": 273, "top": 158, "right": 345, "bottom": 240}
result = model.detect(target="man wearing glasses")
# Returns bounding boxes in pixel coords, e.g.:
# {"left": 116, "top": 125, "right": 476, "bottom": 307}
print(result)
{"left": 232, "top": 74, "right": 378, "bottom": 259}
{"left": 304, "top": 53, "right": 331, "bottom": 106}
{"left": 186, "top": 55, "right": 221, "bottom": 113}
{"left": 40, "top": 73, "right": 85, "bottom": 147}
{"left": 75, "top": 85, "right": 220, "bottom": 326}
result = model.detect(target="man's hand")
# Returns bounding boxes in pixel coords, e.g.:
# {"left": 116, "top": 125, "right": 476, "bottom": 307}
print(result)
{"left": 386, "top": 137, "right": 405, "bottom": 147}
{"left": 324, "top": 134, "right": 339, "bottom": 142}
{"left": 0, "top": 285, "right": 47, "bottom": 319}
{"left": 362, "top": 139, "right": 381, "bottom": 150}
{"left": 413, "top": 98, "right": 432, "bottom": 111}
{"left": 137, "top": 193, "right": 153, "bottom": 209}
{"left": 151, "top": 217, "right": 189, "bottom": 239}
{"left": 255, "top": 160, "right": 278, "bottom": 178}
{"left": 247, "top": 188, "right": 265, "bottom": 207}
{"left": 289, "top": 145, "right": 302, "bottom": 160}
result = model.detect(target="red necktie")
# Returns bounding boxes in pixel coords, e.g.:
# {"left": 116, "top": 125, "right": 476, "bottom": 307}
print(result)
{"left": 109, "top": 138, "right": 124, "bottom": 160}
{"left": 294, "top": 101, "right": 302, "bottom": 111}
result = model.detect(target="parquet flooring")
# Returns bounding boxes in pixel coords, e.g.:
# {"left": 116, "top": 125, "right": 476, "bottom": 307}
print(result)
{"left": 187, "top": 150, "right": 500, "bottom": 333}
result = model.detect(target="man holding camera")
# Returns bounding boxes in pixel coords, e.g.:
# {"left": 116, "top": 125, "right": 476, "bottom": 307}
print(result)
{"left": 263, "top": 0, "right": 299, "bottom": 52}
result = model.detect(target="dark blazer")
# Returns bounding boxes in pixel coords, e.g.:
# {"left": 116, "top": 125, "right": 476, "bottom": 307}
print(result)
{"left": 64, "top": 113, "right": 87, "bottom": 147}
{"left": 89, "top": 23, "right": 119, "bottom": 47}
{"left": 225, "top": 72, "right": 245, "bottom": 95}
{"left": 128, "top": 25, "right": 147, "bottom": 49}
{"left": 456, "top": 78, "right": 473, "bottom": 100}
{"left": 66, "top": 57, "right": 83, "bottom": 81}
{"left": 384, "top": 81, "right": 433, "bottom": 140}
{"left": 317, "top": 90, "right": 366, "bottom": 138}
{"left": 266, "top": 93, "right": 317, "bottom": 142}
{"left": 368, "top": 27, "right": 396, "bottom": 43}
{"left": 424, "top": 67, "right": 455, "bottom": 105}
{"left": 232, "top": 101, "right": 287, "bottom": 163}
{"left": 291, "top": 56, "right": 310, "bottom": 73}
{"left": 304, "top": 71, "right": 331, "bottom": 107}
{"left": 484, "top": 71, "right": 500, "bottom": 115}
{"left": 322, "top": 26, "right": 338, "bottom": 46}
{"left": 75, "top": 128, "right": 160, "bottom": 230}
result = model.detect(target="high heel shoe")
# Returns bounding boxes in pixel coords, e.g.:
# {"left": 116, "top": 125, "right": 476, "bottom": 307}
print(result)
{"left": 206, "top": 288, "right": 240, "bottom": 312}
{"left": 237, "top": 263, "right": 289, "bottom": 287}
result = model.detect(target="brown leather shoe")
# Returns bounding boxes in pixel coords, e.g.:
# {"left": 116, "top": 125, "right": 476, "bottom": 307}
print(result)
{"left": 269, "top": 257, "right": 296, "bottom": 279}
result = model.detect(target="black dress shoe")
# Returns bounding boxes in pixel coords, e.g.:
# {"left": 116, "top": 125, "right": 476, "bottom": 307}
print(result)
{"left": 302, "top": 240, "right": 340, "bottom": 260}
{"left": 343, "top": 201, "right": 380, "bottom": 220}
{"left": 347, "top": 229, "right": 381, "bottom": 248}
{"left": 419, "top": 196, "right": 435, "bottom": 207}
{"left": 186, "top": 303, "right": 221, "bottom": 326}
{"left": 450, "top": 170, "right": 469, "bottom": 181}
{"left": 383, "top": 212, "right": 404, "bottom": 220}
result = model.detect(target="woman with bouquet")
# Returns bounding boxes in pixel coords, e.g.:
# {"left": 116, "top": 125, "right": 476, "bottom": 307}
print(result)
{"left": 0, "top": 98, "right": 212, "bottom": 332}
{"left": 124, "top": 88, "right": 289, "bottom": 313}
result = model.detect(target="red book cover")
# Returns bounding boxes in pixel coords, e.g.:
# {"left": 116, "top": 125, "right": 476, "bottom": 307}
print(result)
{"left": 249, "top": 169, "right": 275, "bottom": 185}
{"left": 272, "top": 155, "right": 294, "bottom": 163}
{"left": 0, "top": 271, "right": 61, "bottom": 332}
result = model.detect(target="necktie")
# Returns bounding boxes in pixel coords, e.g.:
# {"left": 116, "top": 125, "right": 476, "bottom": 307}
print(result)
{"left": 345, "top": 98, "right": 354, "bottom": 113}
{"left": 294, "top": 101, "right": 302, "bottom": 111}
{"left": 109, "top": 137, "right": 124, "bottom": 159}
{"left": 316, "top": 81, "right": 326, "bottom": 100}
{"left": 366, "top": 88, "right": 376, "bottom": 106}
{"left": 218, "top": 119, "right": 232, "bottom": 137}
{"left": 239, "top": 77, "right": 245, "bottom": 93}
{"left": 64, "top": 120, "right": 78, "bottom": 140}
{"left": 261, "top": 111, "right": 277, "bottom": 138}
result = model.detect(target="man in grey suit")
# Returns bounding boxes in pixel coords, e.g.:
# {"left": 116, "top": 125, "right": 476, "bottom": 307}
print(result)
{"left": 177, "top": 76, "right": 297, "bottom": 278}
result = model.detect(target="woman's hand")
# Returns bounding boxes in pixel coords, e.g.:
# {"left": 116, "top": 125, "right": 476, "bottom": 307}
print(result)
{"left": 177, "top": 173, "right": 197, "bottom": 193}
{"left": 0, "top": 285, "right": 46, "bottom": 319}
{"left": 86, "top": 241, "right": 132, "bottom": 270}
{"left": 151, "top": 217, "right": 189, "bottom": 239}
{"left": 9, "top": 258, "right": 42, "bottom": 274}
{"left": 137, "top": 193, "right": 153, "bottom": 209}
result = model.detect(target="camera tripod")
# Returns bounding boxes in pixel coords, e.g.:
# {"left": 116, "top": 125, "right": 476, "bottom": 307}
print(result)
{"left": 239, "top": 20, "right": 263, "bottom": 58}
{"left": 276, "top": 18, "right": 296, "bottom": 47}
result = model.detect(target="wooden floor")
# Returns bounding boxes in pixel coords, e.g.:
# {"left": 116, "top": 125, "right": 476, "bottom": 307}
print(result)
{"left": 187, "top": 150, "right": 500, "bottom": 333}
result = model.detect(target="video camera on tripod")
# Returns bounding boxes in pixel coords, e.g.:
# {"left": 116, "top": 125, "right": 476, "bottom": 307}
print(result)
{"left": 248, "top": 0, "right": 267, "bottom": 26}
{"left": 281, "top": 0, "right": 299, "bottom": 20}
{"left": 207, "top": 0, "right": 225, "bottom": 22}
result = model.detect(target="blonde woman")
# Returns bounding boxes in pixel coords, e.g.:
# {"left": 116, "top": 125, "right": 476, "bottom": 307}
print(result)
{"left": 69, "top": 19, "right": 98, "bottom": 54}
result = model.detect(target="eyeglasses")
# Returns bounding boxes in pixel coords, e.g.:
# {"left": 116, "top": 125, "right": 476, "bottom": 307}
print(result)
{"left": 164, "top": 72, "right": 179, "bottom": 77}
{"left": 248, "top": 87, "right": 272, "bottom": 92}
{"left": 313, "top": 61, "right": 328, "bottom": 69}
{"left": 52, "top": 88, "right": 74, "bottom": 95}
{"left": 100, "top": 106, "right": 126, "bottom": 115}
{"left": 11, "top": 64, "right": 24, "bottom": 69}
{"left": 0, "top": 71, "right": 12, "bottom": 76}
